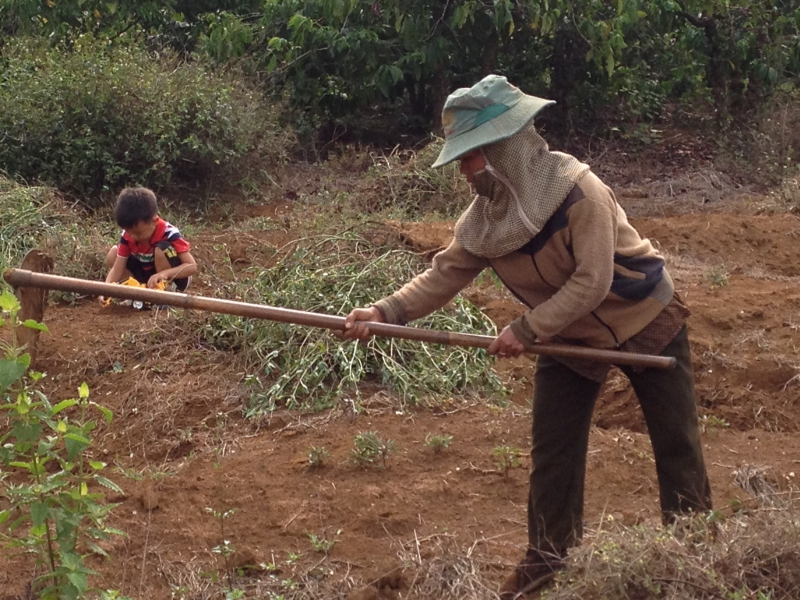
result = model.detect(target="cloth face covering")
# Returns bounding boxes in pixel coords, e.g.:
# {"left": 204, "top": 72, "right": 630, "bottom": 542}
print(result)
{"left": 454, "top": 124, "right": 590, "bottom": 258}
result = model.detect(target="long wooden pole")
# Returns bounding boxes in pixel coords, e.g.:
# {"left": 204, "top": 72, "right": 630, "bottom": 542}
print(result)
{"left": 3, "top": 268, "right": 676, "bottom": 369}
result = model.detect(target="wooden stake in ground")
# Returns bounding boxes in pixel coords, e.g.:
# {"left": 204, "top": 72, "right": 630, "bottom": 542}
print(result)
{"left": 13, "top": 250, "right": 54, "bottom": 364}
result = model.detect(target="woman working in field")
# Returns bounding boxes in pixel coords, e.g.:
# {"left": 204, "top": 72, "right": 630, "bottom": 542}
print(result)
{"left": 342, "top": 74, "right": 712, "bottom": 599}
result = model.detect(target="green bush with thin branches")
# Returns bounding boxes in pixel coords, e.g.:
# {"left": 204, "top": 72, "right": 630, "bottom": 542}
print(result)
{"left": 0, "top": 36, "right": 286, "bottom": 200}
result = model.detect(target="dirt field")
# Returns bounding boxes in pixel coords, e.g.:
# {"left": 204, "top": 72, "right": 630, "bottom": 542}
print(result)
{"left": 2, "top": 159, "right": 800, "bottom": 599}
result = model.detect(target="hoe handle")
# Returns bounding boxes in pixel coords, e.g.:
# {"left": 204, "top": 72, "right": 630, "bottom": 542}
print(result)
{"left": 3, "top": 268, "right": 677, "bottom": 369}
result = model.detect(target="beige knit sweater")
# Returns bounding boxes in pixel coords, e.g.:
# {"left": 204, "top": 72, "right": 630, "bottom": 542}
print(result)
{"left": 373, "top": 171, "right": 673, "bottom": 349}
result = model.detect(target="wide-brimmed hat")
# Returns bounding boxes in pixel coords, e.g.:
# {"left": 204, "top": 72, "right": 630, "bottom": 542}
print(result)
{"left": 432, "top": 74, "right": 555, "bottom": 169}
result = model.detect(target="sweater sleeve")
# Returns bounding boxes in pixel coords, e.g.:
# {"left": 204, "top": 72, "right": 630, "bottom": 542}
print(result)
{"left": 373, "top": 238, "right": 489, "bottom": 325}
{"left": 520, "top": 192, "right": 618, "bottom": 339}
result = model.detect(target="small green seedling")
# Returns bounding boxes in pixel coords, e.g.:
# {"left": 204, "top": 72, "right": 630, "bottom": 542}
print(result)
{"left": 699, "top": 414, "right": 730, "bottom": 435}
{"left": 491, "top": 445, "right": 523, "bottom": 476}
{"left": 205, "top": 507, "right": 239, "bottom": 595}
{"left": 306, "top": 529, "right": 340, "bottom": 554}
{"left": 307, "top": 445, "right": 330, "bottom": 468}
{"left": 706, "top": 267, "right": 729, "bottom": 289}
{"left": 350, "top": 431, "right": 396, "bottom": 468}
{"left": 425, "top": 432, "right": 453, "bottom": 453}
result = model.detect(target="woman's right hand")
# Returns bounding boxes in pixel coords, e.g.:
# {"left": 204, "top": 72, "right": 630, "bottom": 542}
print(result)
{"left": 342, "top": 306, "right": 384, "bottom": 340}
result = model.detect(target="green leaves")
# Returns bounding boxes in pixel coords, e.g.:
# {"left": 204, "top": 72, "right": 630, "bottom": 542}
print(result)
{"left": 203, "top": 234, "right": 505, "bottom": 415}
{"left": 31, "top": 502, "right": 50, "bottom": 527}
{"left": 1, "top": 306, "right": 123, "bottom": 600}
{"left": 22, "top": 319, "right": 49, "bottom": 332}
{"left": 0, "top": 358, "right": 27, "bottom": 394}
{"left": 0, "top": 37, "right": 273, "bottom": 199}
{"left": 52, "top": 399, "right": 78, "bottom": 415}
{"left": 0, "top": 288, "right": 21, "bottom": 312}
{"left": 64, "top": 433, "right": 91, "bottom": 461}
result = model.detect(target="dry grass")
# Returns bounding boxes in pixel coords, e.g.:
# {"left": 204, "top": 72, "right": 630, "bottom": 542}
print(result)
{"left": 363, "top": 140, "right": 473, "bottom": 219}
{"left": 542, "top": 495, "right": 800, "bottom": 600}
{"left": 615, "top": 168, "right": 753, "bottom": 218}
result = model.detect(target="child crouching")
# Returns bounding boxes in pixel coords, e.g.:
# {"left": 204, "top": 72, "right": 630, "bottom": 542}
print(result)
{"left": 100, "top": 187, "right": 197, "bottom": 304}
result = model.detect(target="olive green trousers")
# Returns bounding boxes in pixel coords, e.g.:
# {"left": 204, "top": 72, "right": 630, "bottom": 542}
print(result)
{"left": 527, "top": 326, "right": 712, "bottom": 551}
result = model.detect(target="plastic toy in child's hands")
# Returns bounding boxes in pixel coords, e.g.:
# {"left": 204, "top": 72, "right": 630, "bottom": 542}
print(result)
{"left": 103, "top": 277, "right": 167, "bottom": 308}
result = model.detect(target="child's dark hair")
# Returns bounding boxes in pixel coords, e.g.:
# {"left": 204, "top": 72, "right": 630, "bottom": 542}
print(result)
{"left": 115, "top": 187, "right": 158, "bottom": 229}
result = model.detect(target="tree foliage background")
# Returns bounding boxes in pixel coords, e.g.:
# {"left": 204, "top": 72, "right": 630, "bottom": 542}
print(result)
{"left": 0, "top": 0, "right": 798, "bottom": 194}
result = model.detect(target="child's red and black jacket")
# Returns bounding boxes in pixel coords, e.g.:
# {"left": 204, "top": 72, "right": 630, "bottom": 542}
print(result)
{"left": 116, "top": 217, "right": 191, "bottom": 266}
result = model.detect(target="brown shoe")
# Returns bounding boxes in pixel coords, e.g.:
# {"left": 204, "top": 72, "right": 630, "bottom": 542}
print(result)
{"left": 498, "top": 550, "right": 565, "bottom": 600}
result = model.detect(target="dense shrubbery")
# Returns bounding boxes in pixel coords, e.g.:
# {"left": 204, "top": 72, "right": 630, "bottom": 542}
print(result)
{"left": 202, "top": 0, "right": 800, "bottom": 136}
{"left": 2, "top": 1, "right": 799, "bottom": 165}
{"left": 0, "top": 36, "right": 283, "bottom": 200}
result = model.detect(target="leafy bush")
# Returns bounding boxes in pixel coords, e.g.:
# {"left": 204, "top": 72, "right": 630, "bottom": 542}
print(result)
{"left": 201, "top": 234, "right": 506, "bottom": 414}
{"left": 0, "top": 290, "right": 122, "bottom": 599}
{"left": 0, "top": 36, "right": 287, "bottom": 200}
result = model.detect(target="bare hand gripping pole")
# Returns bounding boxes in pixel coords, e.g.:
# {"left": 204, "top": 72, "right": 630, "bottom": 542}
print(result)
{"left": 3, "top": 268, "right": 676, "bottom": 369}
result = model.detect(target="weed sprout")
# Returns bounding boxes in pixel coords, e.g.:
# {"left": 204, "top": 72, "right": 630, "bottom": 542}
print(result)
{"left": 350, "top": 431, "right": 396, "bottom": 468}
{"left": 425, "top": 432, "right": 453, "bottom": 453}
{"left": 491, "top": 445, "right": 523, "bottom": 476}
{"left": 307, "top": 445, "right": 330, "bottom": 468}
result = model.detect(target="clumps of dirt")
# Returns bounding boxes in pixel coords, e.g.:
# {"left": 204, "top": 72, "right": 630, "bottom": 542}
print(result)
{"left": 383, "top": 219, "right": 454, "bottom": 257}
{"left": 33, "top": 303, "right": 248, "bottom": 464}
{"left": 633, "top": 213, "right": 800, "bottom": 278}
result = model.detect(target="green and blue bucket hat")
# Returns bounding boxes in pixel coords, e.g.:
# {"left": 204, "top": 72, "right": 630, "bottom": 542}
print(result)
{"left": 432, "top": 74, "right": 555, "bottom": 169}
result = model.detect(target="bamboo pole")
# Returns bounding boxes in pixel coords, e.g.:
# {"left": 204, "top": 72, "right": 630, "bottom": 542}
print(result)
{"left": 3, "top": 268, "right": 676, "bottom": 369}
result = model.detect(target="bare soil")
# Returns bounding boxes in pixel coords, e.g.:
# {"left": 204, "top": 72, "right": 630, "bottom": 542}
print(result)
{"left": 2, "top": 161, "right": 800, "bottom": 599}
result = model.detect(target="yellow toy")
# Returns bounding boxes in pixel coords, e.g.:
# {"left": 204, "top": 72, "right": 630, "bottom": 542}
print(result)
{"left": 103, "top": 277, "right": 167, "bottom": 307}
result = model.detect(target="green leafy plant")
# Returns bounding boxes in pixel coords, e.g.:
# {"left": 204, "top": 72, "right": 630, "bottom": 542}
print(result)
{"left": 699, "top": 414, "right": 731, "bottom": 435}
{"left": 425, "top": 433, "right": 453, "bottom": 453}
{"left": 0, "top": 289, "right": 123, "bottom": 599}
{"left": 0, "top": 36, "right": 285, "bottom": 199}
{"left": 306, "top": 529, "right": 340, "bottom": 554}
{"left": 350, "top": 431, "right": 396, "bottom": 468}
{"left": 307, "top": 445, "right": 330, "bottom": 469}
{"left": 491, "top": 445, "right": 523, "bottom": 477}
{"left": 706, "top": 266, "right": 729, "bottom": 289}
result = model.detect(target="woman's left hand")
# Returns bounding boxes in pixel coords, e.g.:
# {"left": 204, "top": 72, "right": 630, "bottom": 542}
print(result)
{"left": 488, "top": 326, "right": 526, "bottom": 358}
